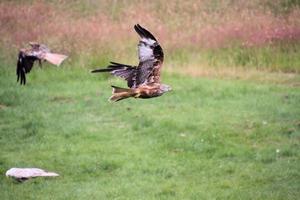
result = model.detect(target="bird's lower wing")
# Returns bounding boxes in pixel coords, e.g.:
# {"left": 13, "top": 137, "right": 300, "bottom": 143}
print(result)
{"left": 91, "top": 62, "right": 137, "bottom": 88}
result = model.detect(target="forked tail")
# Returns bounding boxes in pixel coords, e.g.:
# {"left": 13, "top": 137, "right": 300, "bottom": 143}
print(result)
{"left": 109, "top": 85, "right": 135, "bottom": 102}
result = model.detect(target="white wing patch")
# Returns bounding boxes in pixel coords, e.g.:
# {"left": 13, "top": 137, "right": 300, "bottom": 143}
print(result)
{"left": 141, "top": 38, "right": 156, "bottom": 45}
{"left": 138, "top": 38, "right": 156, "bottom": 62}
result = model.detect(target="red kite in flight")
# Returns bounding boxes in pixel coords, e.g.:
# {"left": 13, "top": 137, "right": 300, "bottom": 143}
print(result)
{"left": 91, "top": 24, "right": 171, "bottom": 101}
{"left": 17, "top": 42, "right": 68, "bottom": 85}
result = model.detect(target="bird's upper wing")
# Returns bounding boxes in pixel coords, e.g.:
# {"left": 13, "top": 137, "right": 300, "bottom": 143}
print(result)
{"left": 134, "top": 24, "right": 164, "bottom": 87}
{"left": 16, "top": 50, "right": 38, "bottom": 85}
{"left": 91, "top": 25, "right": 163, "bottom": 89}
{"left": 33, "top": 43, "right": 68, "bottom": 66}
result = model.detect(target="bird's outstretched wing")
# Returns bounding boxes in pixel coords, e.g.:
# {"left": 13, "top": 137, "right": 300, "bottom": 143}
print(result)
{"left": 91, "top": 62, "right": 137, "bottom": 88}
{"left": 91, "top": 24, "right": 164, "bottom": 88}
{"left": 16, "top": 51, "right": 39, "bottom": 85}
{"left": 28, "top": 43, "right": 68, "bottom": 66}
{"left": 134, "top": 24, "right": 164, "bottom": 87}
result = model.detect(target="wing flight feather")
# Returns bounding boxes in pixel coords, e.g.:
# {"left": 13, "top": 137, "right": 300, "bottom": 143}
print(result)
{"left": 134, "top": 24, "right": 164, "bottom": 86}
{"left": 91, "top": 24, "right": 164, "bottom": 88}
{"left": 91, "top": 62, "right": 137, "bottom": 88}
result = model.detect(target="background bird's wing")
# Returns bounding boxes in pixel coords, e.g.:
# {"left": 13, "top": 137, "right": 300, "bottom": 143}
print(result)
{"left": 29, "top": 43, "right": 67, "bottom": 66}
{"left": 134, "top": 24, "right": 164, "bottom": 87}
{"left": 91, "top": 62, "right": 137, "bottom": 88}
{"left": 16, "top": 51, "right": 38, "bottom": 85}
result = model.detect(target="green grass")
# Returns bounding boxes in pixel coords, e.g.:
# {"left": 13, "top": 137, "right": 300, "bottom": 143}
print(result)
{"left": 0, "top": 64, "right": 299, "bottom": 199}
{"left": 1, "top": 0, "right": 299, "bottom": 198}
{"left": 168, "top": 43, "right": 300, "bottom": 73}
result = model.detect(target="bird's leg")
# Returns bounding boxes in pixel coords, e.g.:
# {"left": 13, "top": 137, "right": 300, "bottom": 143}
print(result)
{"left": 38, "top": 59, "right": 42, "bottom": 68}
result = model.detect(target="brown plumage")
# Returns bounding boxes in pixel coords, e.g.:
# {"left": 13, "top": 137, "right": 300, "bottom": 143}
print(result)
{"left": 91, "top": 24, "right": 171, "bottom": 101}
{"left": 17, "top": 42, "right": 68, "bottom": 85}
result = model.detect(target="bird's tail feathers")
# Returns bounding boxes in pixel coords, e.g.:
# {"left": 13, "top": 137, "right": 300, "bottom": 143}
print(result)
{"left": 44, "top": 53, "right": 68, "bottom": 66}
{"left": 109, "top": 85, "right": 134, "bottom": 102}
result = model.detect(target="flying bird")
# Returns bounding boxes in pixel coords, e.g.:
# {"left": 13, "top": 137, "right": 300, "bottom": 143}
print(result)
{"left": 17, "top": 42, "right": 68, "bottom": 85}
{"left": 91, "top": 24, "right": 171, "bottom": 102}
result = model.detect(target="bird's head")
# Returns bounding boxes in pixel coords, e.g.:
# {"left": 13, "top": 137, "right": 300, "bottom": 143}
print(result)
{"left": 29, "top": 42, "right": 50, "bottom": 53}
{"left": 29, "top": 42, "right": 40, "bottom": 49}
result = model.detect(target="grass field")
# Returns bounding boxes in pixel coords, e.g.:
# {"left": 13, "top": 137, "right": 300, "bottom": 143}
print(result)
{"left": 0, "top": 65, "right": 299, "bottom": 199}
{"left": 1, "top": 0, "right": 300, "bottom": 199}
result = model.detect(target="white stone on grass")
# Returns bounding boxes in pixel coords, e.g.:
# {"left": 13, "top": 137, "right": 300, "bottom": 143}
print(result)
{"left": 6, "top": 168, "right": 59, "bottom": 181}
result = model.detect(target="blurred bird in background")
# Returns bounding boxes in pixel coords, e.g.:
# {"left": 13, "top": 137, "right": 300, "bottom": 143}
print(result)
{"left": 17, "top": 42, "right": 68, "bottom": 85}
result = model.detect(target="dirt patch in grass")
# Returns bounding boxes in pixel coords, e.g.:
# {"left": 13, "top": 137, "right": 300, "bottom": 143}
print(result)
{"left": 0, "top": 103, "right": 8, "bottom": 109}
{"left": 49, "top": 96, "right": 74, "bottom": 103}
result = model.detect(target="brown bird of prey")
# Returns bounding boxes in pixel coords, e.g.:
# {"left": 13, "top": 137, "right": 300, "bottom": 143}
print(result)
{"left": 91, "top": 24, "right": 171, "bottom": 102}
{"left": 17, "top": 42, "right": 68, "bottom": 85}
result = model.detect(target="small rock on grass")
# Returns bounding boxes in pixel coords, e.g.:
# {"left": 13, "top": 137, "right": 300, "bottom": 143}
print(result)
{"left": 5, "top": 168, "right": 59, "bottom": 182}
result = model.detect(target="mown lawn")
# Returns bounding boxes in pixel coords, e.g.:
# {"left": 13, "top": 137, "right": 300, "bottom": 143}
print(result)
{"left": 0, "top": 66, "right": 299, "bottom": 199}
